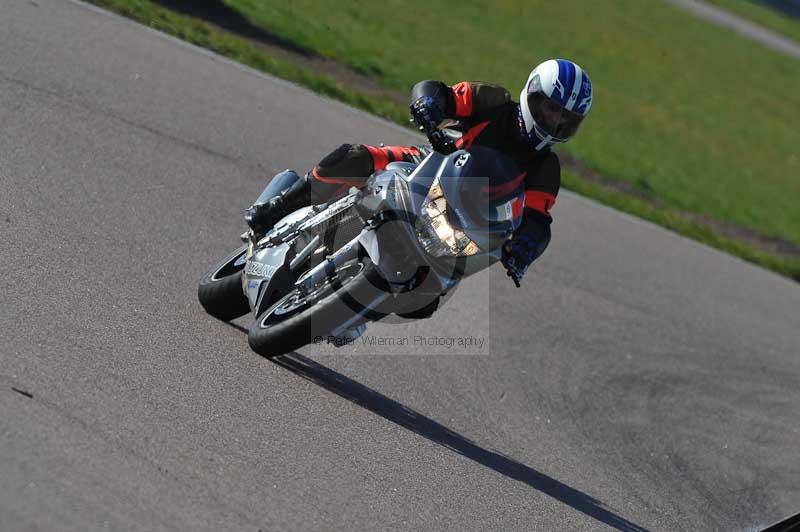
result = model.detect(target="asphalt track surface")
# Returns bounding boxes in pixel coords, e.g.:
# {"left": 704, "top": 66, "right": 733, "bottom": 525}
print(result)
{"left": 2, "top": 1, "right": 799, "bottom": 531}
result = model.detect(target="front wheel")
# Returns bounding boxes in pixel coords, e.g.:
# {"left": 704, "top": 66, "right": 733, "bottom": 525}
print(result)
{"left": 248, "top": 256, "right": 390, "bottom": 357}
{"left": 198, "top": 244, "right": 250, "bottom": 321}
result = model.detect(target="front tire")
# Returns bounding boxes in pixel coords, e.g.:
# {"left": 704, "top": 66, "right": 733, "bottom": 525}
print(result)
{"left": 198, "top": 245, "right": 250, "bottom": 321}
{"left": 247, "top": 256, "right": 390, "bottom": 357}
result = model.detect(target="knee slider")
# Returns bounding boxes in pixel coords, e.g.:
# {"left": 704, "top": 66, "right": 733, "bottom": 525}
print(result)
{"left": 318, "top": 143, "right": 353, "bottom": 169}
{"left": 316, "top": 144, "right": 373, "bottom": 178}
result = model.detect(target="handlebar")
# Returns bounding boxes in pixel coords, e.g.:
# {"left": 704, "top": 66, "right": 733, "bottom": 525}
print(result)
{"left": 410, "top": 119, "right": 458, "bottom": 155}
{"left": 427, "top": 129, "right": 458, "bottom": 155}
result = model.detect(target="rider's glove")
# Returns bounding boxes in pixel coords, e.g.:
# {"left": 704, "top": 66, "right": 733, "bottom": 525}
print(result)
{"left": 501, "top": 215, "right": 552, "bottom": 287}
{"left": 501, "top": 234, "right": 538, "bottom": 287}
{"left": 410, "top": 96, "right": 444, "bottom": 133}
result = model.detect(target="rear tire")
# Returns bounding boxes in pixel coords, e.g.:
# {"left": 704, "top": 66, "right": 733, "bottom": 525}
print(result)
{"left": 247, "top": 256, "right": 390, "bottom": 357}
{"left": 198, "top": 245, "right": 250, "bottom": 321}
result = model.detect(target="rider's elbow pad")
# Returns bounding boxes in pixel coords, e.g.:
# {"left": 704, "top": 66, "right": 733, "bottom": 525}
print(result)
{"left": 410, "top": 80, "right": 455, "bottom": 116}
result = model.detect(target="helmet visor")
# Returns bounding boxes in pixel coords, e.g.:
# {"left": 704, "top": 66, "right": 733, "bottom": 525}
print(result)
{"left": 528, "top": 92, "right": 584, "bottom": 140}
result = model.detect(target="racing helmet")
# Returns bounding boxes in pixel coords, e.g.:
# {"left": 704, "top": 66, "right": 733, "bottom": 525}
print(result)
{"left": 519, "top": 59, "right": 593, "bottom": 151}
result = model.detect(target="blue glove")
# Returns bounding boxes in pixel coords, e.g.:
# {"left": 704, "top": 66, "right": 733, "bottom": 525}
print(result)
{"left": 501, "top": 234, "right": 539, "bottom": 287}
{"left": 410, "top": 96, "right": 444, "bottom": 132}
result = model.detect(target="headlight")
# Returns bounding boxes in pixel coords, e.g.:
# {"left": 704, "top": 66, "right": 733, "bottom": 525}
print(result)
{"left": 414, "top": 177, "right": 481, "bottom": 258}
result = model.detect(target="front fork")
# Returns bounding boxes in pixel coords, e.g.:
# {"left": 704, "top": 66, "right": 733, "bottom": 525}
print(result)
{"left": 292, "top": 234, "right": 385, "bottom": 341}
{"left": 294, "top": 237, "right": 361, "bottom": 295}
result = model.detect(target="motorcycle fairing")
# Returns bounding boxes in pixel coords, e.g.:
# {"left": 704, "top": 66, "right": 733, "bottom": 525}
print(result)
{"left": 355, "top": 148, "right": 521, "bottom": 296}
{"left": 245, "top": 242, "right": 294, "bottom": 317}
{"left": 437, "top": 146, "right": 524, "bottom": 249}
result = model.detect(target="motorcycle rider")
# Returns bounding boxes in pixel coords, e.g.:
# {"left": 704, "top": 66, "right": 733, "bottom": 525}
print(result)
{"left": 245, "top": 59, "right": 593, "bottom": 286}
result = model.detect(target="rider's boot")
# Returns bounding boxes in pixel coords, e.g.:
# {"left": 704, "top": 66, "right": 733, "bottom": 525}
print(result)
{"left": 245, "top": 173, "right": 313, "bottom": 235}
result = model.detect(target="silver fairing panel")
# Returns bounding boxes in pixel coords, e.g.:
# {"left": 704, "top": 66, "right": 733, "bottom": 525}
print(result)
{"left": 244, "top": 242, "right": 293, "bottom": 317}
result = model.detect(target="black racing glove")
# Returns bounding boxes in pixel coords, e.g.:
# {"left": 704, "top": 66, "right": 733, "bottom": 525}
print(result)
{"left": 501, "top": 234, "right": 538, "bottom": 287}
{"left": 410, "top": 96, "right": 444, "bottom": 133}
{"left": 501, "top": 215, "right": 552, "bottom": 287}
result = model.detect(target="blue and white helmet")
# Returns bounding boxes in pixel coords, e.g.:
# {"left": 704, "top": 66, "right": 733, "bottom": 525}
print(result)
{"left": 519, "top": 59, "right": 593, "bottom": 152}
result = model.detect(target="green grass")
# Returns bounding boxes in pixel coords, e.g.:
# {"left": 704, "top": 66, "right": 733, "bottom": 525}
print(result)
{"left": 86, "top": 0, "right": 800, "bottom": 280}
{"left": 705, "top": 0, "right": 800, "bottom": 43}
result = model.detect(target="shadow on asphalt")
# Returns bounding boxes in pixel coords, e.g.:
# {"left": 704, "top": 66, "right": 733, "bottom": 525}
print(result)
{"left": 269, "top": 352, "right": 649, "bottom": 532}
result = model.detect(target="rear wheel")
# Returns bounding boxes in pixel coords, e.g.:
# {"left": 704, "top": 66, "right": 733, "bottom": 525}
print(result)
{"left": 248, "top": 256, "right": 391, "bottom": 357}
{"left": 198, "top": 245, "right": 250, "bottom": 321}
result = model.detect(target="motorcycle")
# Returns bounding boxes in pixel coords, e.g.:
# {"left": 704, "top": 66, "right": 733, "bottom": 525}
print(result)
{"left": 198, "top": 129, "right": 525, "bottom": 357}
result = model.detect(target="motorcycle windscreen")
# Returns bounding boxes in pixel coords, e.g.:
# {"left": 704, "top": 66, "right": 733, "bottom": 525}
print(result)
{"left": 439, "top": 147, "right": 525, "bottom": 249}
